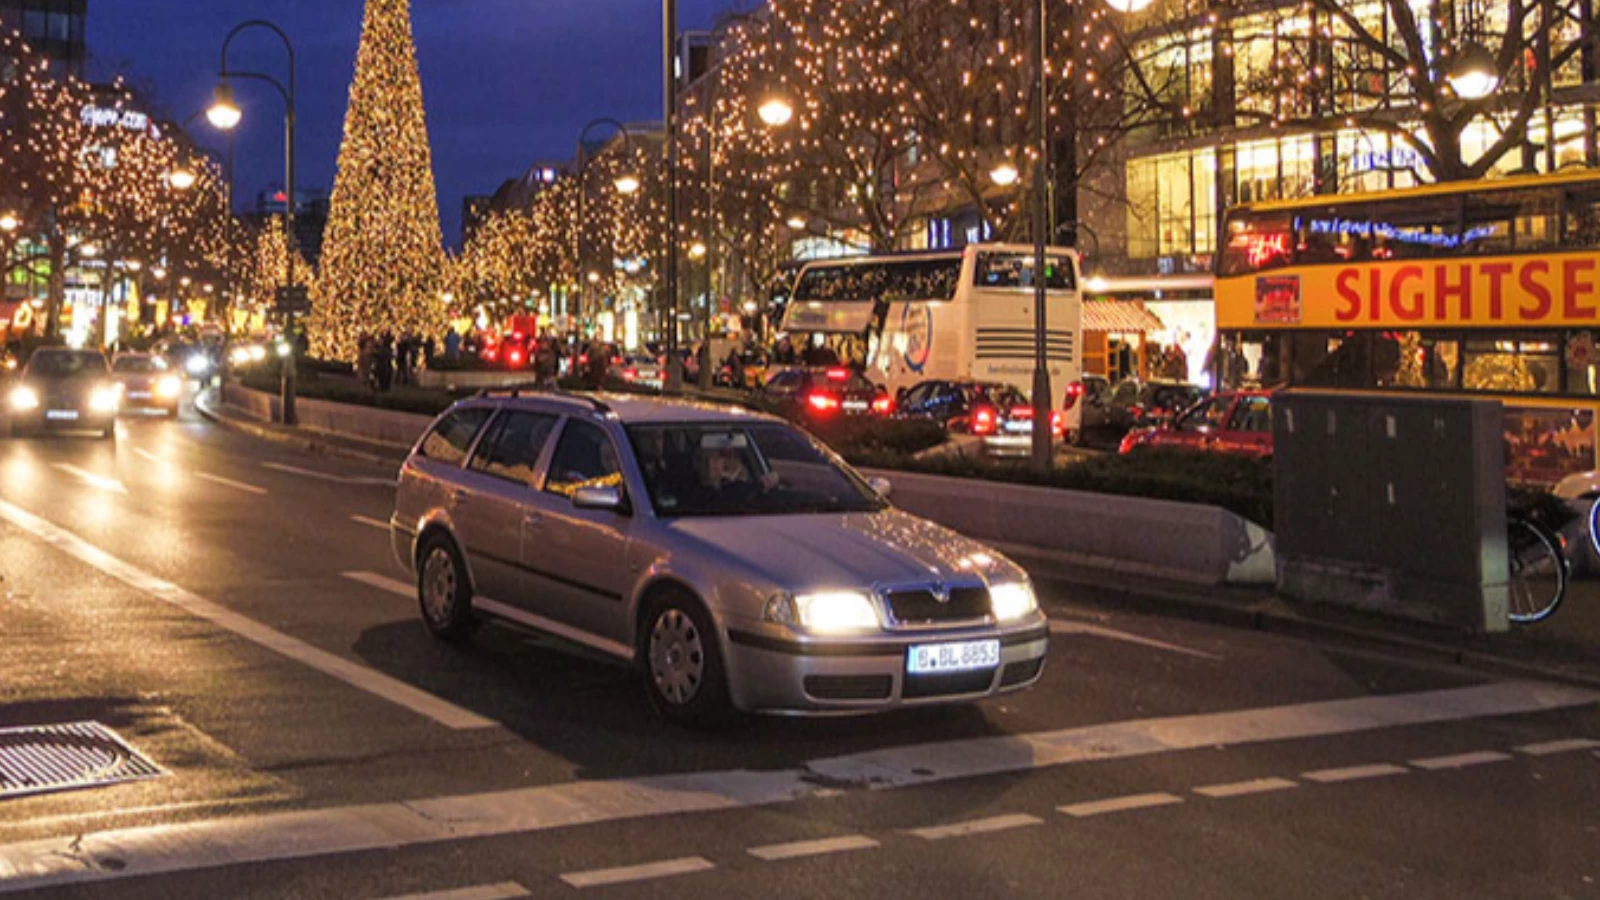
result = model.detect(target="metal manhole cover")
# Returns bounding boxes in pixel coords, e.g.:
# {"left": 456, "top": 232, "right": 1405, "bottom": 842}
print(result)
{"left": 0, "top": 721, "right": 165, "bottom": 800}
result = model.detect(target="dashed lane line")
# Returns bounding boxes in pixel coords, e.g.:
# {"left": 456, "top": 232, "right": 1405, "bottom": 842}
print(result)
{"left": 262, "top": 461, "right": 395, "bottom": 486}
{"left": 908, "top": 813, "right": 1043, "bottom": 841}
{"left": 193, "top": 471, "right": 269, "bottom": 495}
{"left": 370, "top": 883, "right": 529, "bottom": 900}
{"left": 0, "top": 497, "right": 496, "bottom": 734}
{"left": 1301, "top": 763, "right": 1410, "bottom": 784}
{"left": 1409, "top": 750, "right": 1514, "bottom": 770}
{"left": 1048, "top": 619, "right": 1223, "bottom": 661}
{"left": 1516, "top": 738, "right": 1600, "bottom": 756}
{"left": 747, "top": 835, "right": 880, "bottom": 861}
{"left": 50, "top": 463, "right": 128, "bottom": 495}
{"left": 1193, "top": 777, "right": 1299, "bottom": 799}
{"left": 129, "top": 447, "right": 162, "bottom": 465}
{"left": 344, "top": 570, "right": 414, "bottom": 598}
{"left": 0, "top": 691, "right": 1592, "bottom": 894}
{"left": 1059, "top": 793, "right": 1185, "bottom": 818}
{"left": 559, "top": 857, "right": 714, "bottom": 889}
{"left": 351, "top": 514, "right": 391, "bottom": 530}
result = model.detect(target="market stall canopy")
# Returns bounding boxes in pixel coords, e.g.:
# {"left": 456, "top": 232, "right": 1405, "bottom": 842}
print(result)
{"left": 1083, "top": 299, "right": 1165, "bottom": 334}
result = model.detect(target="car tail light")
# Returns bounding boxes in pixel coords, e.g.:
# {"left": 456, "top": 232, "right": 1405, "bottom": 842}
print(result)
{"left": 1062, "top": 381, "right": 1085, "bottom": 410}
{"left": 507, "top": 349, "right": 524, "bottom": 367}
{"left": 806, "top": 392, "right": 840, "bottom": 414}
{"left": 825, "top": 367, "right": 850, "bottom": 382}
{"left": 578, "top": 353, "right": 589, "bottom": 366}
{"left": 1050, "top": 410, "right": 1064, "bottom": 436}
{"left": 871, "top": 395, "right": 893, "bottom": 415}
{"left": 484, "top": 348, "right": 499, "bottom": 362}
{"left": 1118, "top": 431, "right": 1145, "bottom": 455}
{"left": 972, "top": 407, "right": 997, "bottom": 436}
{"left": 622, "top": 367, "right": 639, "bottom": 381}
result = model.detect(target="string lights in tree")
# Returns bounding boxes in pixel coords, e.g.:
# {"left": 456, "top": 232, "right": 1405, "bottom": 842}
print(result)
{"left": 311, "top": 0, "right": 448, "bottom": 362}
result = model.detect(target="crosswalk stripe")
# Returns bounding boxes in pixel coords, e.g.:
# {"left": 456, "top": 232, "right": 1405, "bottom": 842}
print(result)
{"left": 559, "top": 857, "right": 713, "bottom": 889}
{"left": 908, "top": 813, "right": 1042, "bottom": 840}
{"left": 1059, "top": 792, "right": 1184, "bottom": 817}
{"left": 1514, "top": 738, "right": 1600, "bottom": 756}
{"left": 1194, "top": 777, "right": 1298, "bottom": 799}
{"left": 1409, "top": 750, "right": 1513, "bottom": 770}
{"left": 747, "top": 835, "right": 879, "bottom": 861}
{"left": 369, "top": 882, "right": 528, "bottom": 900}
{"left": 1301, "top": 764, "right": 1409, "bottom": 783}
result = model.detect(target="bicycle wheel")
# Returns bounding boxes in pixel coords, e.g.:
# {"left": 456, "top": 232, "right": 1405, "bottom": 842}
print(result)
{"left": 1506, "top": 518, "right": 1566, "bottom": 624}
{"left": 1588, "top": 496, "right": 1600, "bottom": 561}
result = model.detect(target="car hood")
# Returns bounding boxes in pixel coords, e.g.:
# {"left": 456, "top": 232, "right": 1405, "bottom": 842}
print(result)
{"left": 666, "top": 508, "right": 1024, "bottom": 591}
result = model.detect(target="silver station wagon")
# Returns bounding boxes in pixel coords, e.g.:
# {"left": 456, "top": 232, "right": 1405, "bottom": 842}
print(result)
{"left": 390, "top": 389, "right": 1048, "bottom": 724}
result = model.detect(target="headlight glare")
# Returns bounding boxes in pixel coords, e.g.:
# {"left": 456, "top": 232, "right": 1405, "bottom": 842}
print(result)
{"left": 768, "top": 591, "right": 880, "bottom": 634}
{"left": 989, "top": 582, "right": 1038, "bottom": 622}
{"left": 9, "top": 385, "right": 39, "bottom": 412}
{"left": 155, "top": 375, "right": 182, "bottom": 398}
{"left": 89, "top": 384, "right": 121, "bottom": 413}
{"left": 185, "top": 354, "right": 210, "bottom": 376}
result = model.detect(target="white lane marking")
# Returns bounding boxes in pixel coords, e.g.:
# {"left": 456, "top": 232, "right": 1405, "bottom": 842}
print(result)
{"left": 1059, "top": 792, "right": 1184, "bottom": 818}
{"left": 351, "top": 514, "right": 391, "bottom": 530}
{"left": 559, "top": 857, "right": 714, "bottom": 889}
{"left": 908, "top": 813, "right": 1042, "bottom": 841}
{"left": 1048, "top": 619, "right": 1223, "bottom": 661}
{"left": 130, "top": 447, "right": 162, "bottom": 465}
{"left": 0, "top": 681, "right": 1593, "bottom": 894}
{"left": 262, "top": 461, "right": 395, "bottom": 486}
{"left": 1409, "top": 750, "right": 1513, "bottom": 770}
{"left": 474, "top": 597, "right": 635, "bottom": 661}
{"left": 344, "top": 571, "right": 413, "bottom": 598}
{"left": 1301, "top": 763, "right": 1409, "bottom": 784}
{"left": 0, "top": 498, "right": 495, "bottom": 733}
{"left": 194, "top": 471, "right": 269, "bottom": 495}
{"left": 1194, "top": 777, "right": 1299, "bottom": 799}
{"left": 50, "top": 463, "right": 128, "bottom": 495}
{"left": 1515, "top": 737, "right": 1600, "bottom": 756}
{"left": 747, "top": 835, "right": 879, "bottom": 861}
{"left": 371, "top": 883, "right": 529, "bottom": 900}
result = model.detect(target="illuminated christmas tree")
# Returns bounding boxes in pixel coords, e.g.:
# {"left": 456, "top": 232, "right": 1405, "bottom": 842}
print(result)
{"left": 311, "top": 0, "right": 447, "bottom": 362}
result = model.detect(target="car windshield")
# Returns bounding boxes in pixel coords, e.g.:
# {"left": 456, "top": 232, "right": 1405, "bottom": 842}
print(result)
{"left": 113, "top": 356, "right": 165, "bottom": 373}
{"left": 28, "top": 350, "right": 108, "bottom": 378}
{"left": 1148, "top": 384, "right": 1203, "bottom": 410}
{"left": 976, "top": 385, "right": 1029, "bottom": 408}
{"left": 626, "top": 422, "right": 885, "bottom": 517}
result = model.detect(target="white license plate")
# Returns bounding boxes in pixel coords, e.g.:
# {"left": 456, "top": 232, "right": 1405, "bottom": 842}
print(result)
{"left": 907, "top": 639, "right": 1000, "bottom": 674}
{"left": 129, "top": 391, "right": 152, "bottom": 400}
{"left": 45, "top": 410, "right": 79, "bottom": 421}
{"left": 843, "top": 401, "right": 868, "bottom": 411}
{"left": 1003, "top": 420, "right": 1032, "bottom": 434}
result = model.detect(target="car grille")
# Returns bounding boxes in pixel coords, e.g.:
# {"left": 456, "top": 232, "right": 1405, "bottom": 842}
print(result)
{"left": 1000, "top": 658, "right": 1044, "bottom": 687}
{"left": 902, "top": 668, "right": 996, "bottom": 699}
{"left": 803, "top": 675, "right": 894, "bottom": 701}
{"left": 884, "top": 587, "right": 990, "bottom": 625}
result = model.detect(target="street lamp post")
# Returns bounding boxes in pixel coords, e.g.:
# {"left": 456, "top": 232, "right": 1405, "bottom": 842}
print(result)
{"left": 573, "top": 118, "right": 636, "bottom": 337}
{"left": 208, "top": 19, "right": 298, "bottom": 425}
{"left": 663, "top": 0, "right": 682, "bottom": 392}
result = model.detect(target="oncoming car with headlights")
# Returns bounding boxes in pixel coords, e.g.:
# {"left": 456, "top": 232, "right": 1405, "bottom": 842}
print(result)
{"left": 112, "top": 353, "right": 183, "bottom": 415}
{"left": 390, "top": 390, "right": 1048, "bottom": 724}
{"left": 6, "top": 347, "right": 120, "bottom": 439}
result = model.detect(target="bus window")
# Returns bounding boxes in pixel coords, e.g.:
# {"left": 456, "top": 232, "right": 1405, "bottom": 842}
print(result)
{"left": 1564, "top": 330, "right": 1599, "bottom": 396}
{"left": 792, "top": 258, "right": 962, "bottom": 304}
{"left": 1368, "top": 194, "right": 1464, "bottom": 260}
{"left": 1216, "top": 332, "right": 1283, "bottom": 388}
{"left": 973, "top": 252, "right": 1075, "bottom": 289}
{"left": 1463, "top": 334, "right": 1561, "bottom": 394}
{"left": 1562, "top": 187, "right": 1600, "bottom": 247}
{"left": 1294, "top": 204, "right": 1372, "bottom": 264}
{"left": 1296, "top": 332, "right": 1372, "bottom": 389}
{"left": 1219, "top": 213, "right": 1293, "bottom": 276}
{"left": 1377, "top": 332, "right": 1459, "bottom": 389}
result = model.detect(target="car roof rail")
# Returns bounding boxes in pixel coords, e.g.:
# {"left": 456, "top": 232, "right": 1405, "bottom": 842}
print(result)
{"left": 471, "top": 383, "right": 612, "bottom": 414}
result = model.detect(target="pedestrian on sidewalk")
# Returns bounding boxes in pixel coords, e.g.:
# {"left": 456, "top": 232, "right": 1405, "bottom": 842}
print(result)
{"left": 375, "top": 333, "right": 394, "bottom": 392}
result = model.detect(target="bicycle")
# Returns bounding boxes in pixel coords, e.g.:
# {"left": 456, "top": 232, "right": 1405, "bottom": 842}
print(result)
{"left": 1506, "top": 515, "right": 1566, "bottom": 624}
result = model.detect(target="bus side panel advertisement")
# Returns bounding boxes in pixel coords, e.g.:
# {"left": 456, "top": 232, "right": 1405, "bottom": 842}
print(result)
{"left": 1217, "top": 252, "right": 1600, "bottom": 329}
{"left": 1505, "top": 406, "right": 1597, "bottom": 486}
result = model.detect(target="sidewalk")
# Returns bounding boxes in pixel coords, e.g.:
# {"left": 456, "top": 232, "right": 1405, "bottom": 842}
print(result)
{"left": 198, "top": 386, "right": 1600, "bottom": 691}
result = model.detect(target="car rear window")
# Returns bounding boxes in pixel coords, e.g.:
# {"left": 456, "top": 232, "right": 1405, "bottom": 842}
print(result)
{"left": 468, "top": 411, "right": 558, "bottom": 486}
{"left": 418, "top": 407, "right": 491, "bottom": 466}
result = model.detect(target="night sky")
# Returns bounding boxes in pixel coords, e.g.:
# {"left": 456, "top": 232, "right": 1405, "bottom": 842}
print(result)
{"left": 88, "top": 0, "right": 741, "bottom": 247}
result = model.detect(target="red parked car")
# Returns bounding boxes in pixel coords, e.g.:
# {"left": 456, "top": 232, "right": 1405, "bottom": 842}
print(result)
{"left": 1119, "top": 391, "right": 1273, "bottom": 460}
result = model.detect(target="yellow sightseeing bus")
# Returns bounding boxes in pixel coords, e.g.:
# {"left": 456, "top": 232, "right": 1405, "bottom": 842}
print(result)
{"left": 1213, "top": 169, "right": 1600, "bottom": 485}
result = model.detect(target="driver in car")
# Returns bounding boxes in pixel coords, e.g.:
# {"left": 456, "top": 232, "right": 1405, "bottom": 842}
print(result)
{"left": 699, "top": 443, "right": 779, "bottom": 504}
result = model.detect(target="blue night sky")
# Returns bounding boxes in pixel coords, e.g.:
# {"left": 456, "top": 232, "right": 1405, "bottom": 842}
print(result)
{"left": 87, "top": 0, "right": 744, "bottom": 247}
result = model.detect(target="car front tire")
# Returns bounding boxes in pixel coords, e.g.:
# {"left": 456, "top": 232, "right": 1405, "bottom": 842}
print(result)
{"left": 417, "top": 534, "right": 476, "bottom": 641}
{"left": 641, "top": 590, "right": 732, "bottom": 727}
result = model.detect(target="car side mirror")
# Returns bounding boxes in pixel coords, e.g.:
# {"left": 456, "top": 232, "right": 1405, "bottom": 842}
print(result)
{"left": 867, "top": 476, "right": 893, "bottom": 499}
{"left": 571, "top": 484, "right": 626, "bottom": 513}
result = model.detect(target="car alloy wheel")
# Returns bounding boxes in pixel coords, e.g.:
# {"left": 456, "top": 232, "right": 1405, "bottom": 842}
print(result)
{"left": 417, "top": 536, "right": 475, "bottom": 640}
{"left": 649, "top": 607, "right": 705, "bottom": 706}
{"left": 422, "top": 547, "right": 457, "bottom": 624}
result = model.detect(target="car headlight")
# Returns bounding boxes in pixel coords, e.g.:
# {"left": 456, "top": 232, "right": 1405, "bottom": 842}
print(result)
{"left": 155, "top": 375, "right": 182, "bottom": 399}
{"left": 765, "top": 591, "right": 881, "bottom": 634}
{"left": 230, "top": 347, "right": 252, "bottom": 366}
{"left": 988, "top": 582, "right": 1038, "bottom": 622}
{"left": 250, "top": 345, "right": 268, "bottom": 362}
{"left": 186, "top": 355, "right": 211, "bottom": 376}
{"left": 89, "top": 384, "right": 121, "bottom": 413}
{"left": 9, "top": 385, "right": 39, "bottom": 412}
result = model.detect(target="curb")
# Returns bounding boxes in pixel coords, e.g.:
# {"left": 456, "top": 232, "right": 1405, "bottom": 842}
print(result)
{"left": 1021, "top": 554, "right": 1600, "bottom": 692}
{"left": 193, "top": 390, "right": 407, "bottom": 467}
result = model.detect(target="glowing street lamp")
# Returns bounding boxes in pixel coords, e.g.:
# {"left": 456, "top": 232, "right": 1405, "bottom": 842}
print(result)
{"left": 205, "top": 82, "right": 243, "bottom": 130}
{"left": 587, "top": 271, "right": 602, "bottom": 284}
{"left": 757, "top": 96, "right": 795, "bottom": 128}
{"left": 1448, "top": 43, "right": 1500, "bottom": 100}
{"left": 786, "top": 215, "right": 808, "bottom": 230}
{"left": 0, "top": 213, "right": 18, "bottom": 233}
{"left": 688, "top": 241, "right": 707, "bottom": 259}
{"left": 1101, "top": 0, "right": 1154, "bottom": 12}
{"left": 613, "top": 173, "right": 642, "bottom": 195}
{"left": 168, "top": 168, "right": 198, "bottom": 190}
{"left": 989, "top": 162, "right": 1020, "bottom": 187}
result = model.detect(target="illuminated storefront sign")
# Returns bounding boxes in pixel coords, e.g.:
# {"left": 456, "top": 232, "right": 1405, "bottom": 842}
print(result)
{"left": 80, "top": 105, "right": 156, "bottom": 135}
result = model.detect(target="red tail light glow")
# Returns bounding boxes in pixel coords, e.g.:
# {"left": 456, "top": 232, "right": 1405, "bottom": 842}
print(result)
{"left": 507, "top": 349, "right": 524, "bottom": 367}
{"left": 622, "top": 368, "right": 639, "bottom": 381}
{"left": 871, "top": 395, "right": 893, "bottom": 415}
{"left": 972, "top": 407, "right": 997, "bottom": 436}
{"left": 825, "top": 367, "right": 850, "bottom": 382}
{"left": 806, "top": 392, "right": 841, "bottom": 413}
{"left": 1050, "top": 410, "right": 1064, "bottom": 436}
{"left": 1062, "top": 381, "right": 1085, "bottom": 410}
